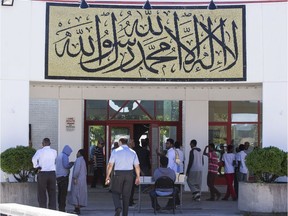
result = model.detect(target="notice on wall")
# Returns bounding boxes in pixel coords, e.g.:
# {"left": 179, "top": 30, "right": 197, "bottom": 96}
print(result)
{"left": 66, "top": 117, "right": 75, "bottom": 131}
{"left": 45, "top": 3, "right": 246, "bottom": 82}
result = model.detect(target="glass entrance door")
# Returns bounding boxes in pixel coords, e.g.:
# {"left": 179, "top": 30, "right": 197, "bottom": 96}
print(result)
{"left": 108, "top": 124, "right": 133, "bottom": 157}
{"left": 87, "top": 124, "right": 106, "bottom": 182}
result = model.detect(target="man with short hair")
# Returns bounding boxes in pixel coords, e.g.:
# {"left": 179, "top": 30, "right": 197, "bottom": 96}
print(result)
{"left": 92, "top": 141, "right": 105, "bottom": 188}
{"left": 32, "top": 138, "right": 57, "bottom": 209}
{"left": 105, "top": 138, "right": 141, "bottom": 216}
{"left": 186, "top": 139, "right": 203, "bottom": 201}
{"left": 237, "top": 144, "right": 248, "bottom": 182}
{"left": 149, "top": 156, "right": 179, "bottom": 211}
{"left": 165, "top": 138, "right": 178, "bottom": 173}
{"left": 203, "top": 143, "right": 221, "bottom": 201}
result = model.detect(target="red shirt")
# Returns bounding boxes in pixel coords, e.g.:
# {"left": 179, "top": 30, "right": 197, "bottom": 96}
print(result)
{"left": 208, "top": 151, "right": 219, "bottom": 174}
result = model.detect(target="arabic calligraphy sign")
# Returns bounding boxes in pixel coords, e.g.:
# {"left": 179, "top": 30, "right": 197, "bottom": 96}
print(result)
{"left": 45, "top": 3, "right": 246, "bottom": 81}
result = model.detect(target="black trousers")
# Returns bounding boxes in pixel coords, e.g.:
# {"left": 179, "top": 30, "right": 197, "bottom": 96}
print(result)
{"left": 91, "top": 167, "right": 105, "bottom": 187}
{"left": 149, "top": 188, "right": 180, "bottom": 209}
{"left": 207, "top": 172, "right": 221, "bottom": 199}
{"left": 57, "top": 176, "right": 69, "bottom": 212}
{"left": 37, "top": 171, "right": 56, "bottom": 210}
{"left": 111, "top": 170, "right": 134, "bottom": 216}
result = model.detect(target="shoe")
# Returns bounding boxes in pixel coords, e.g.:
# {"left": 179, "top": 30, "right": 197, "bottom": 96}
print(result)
{"left": 216, "top": 194, "right": 221, "bottom": 201}
{"left": 114, "top": 208, "right": 122, "bottom": 216}
{"left": 193, "top": 193, "right": 201, "bottom": 200}
{"left": 129, "top": 202, "right": 136, "bottom": 206}
{"left": 72, "top": 208, "right": 80, "bottom": 215}
{"left": 222, "top": 198, "right": 228, "bottom": 201}
{"left": 195, "top": 198, "right": 201, "bottom": 202}
{"left": 206, "top": 198, "right": 215, "bottom": 201}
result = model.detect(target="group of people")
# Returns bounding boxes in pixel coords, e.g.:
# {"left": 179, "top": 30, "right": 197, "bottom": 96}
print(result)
{"left": 32, "top": 138, "right": 87, "bottom": 214}
{"left": 31, "top": 136, "right": 251, "bottom": 216}
{"left": 186, "top": 140, "right": 251, "bottom": 202}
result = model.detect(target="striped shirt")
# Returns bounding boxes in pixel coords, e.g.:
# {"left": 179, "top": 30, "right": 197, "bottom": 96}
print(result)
{"left": 208, "top": 151, "right": 219, "bottom": 174}
{"left": 94, "top": 146, "right": 104, "bottom": 168}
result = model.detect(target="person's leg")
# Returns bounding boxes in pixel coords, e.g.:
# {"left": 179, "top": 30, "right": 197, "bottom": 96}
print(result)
{"left": 129, "top": 177, "right": 135, "bottom": 205}
{"left": 112, "top": 191, "right": 122, "bottom": 211}
{"left": 207, "top": 172, "right": 214, "bottom": 200}
{"left": 91, "top": 169, "right": 97, "bottom": 188}
{"left": 47, "top": 172, "right": 57, "bottom": 210}
{"left": 227, "top": 173, "right": 237, "bottom": 200}
{"left": 166, "top": 187, "right": 179, "bottom": 208}
{"left": 243, "top": 173, "right": 248, "bottom": 182}
{"left": 95, "top": 168, "right": 102, "bottom": 187}
{"left": 111, "top": 174, "right": 124, "bottom": 215}
{"left": 149, "top": 190, "right": 160, "bottom": 210}
{"left": 234, "top": 170, "right": 239, "bottom": 198}
{"left": 210, "top": 172, "right": 221, "bottom": 200}
{"left": 99, "top": 167, "right": 106, "bottom": 186}
{"left": 194, "top": 171, "right": 202, "bottom": 200}
{"left": 37, "top": 173, "right": 47, "bottom": 208}
{"left": 122, "top": 174, "right": 134, "bottom": 216}
{"left": 223, "top": 173, "right": 230, "bottom": 200}
{"left": 187, "top": 172, "right": 197, "bottom": 193}
{"left": 238, "top": 172, "right": 245, "bottom": 182}
{"left": 57, "top": 176, "right": 69, "bottom": 211}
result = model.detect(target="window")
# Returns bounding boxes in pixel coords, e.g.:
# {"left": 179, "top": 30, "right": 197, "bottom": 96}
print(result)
{"left": 209, "top": 101, "right": 262, "bottom": 148}
{"left": 86, "top": 100, "right": 180, "bottom": 121}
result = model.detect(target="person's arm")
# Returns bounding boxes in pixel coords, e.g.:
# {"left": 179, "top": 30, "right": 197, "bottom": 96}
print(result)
{"left": 105, "top": 162, "right": 114, "bottom": 185}
{"left": 203, "top": 145, "right": 209, "bottom": 157}
{"left": 32, "top": 150, "right": 40, "bottom": 168}
{"left": 134, "top": 164, "right": 141, "bottom": 185}
{"left": 186, "top": 150, "right": 193, "bottom": 176}
{"left": 72, "top": 158, "right": 81, "bottom": 184}
{"left": 62, "top": 154, "right": 73, "bottom": 169}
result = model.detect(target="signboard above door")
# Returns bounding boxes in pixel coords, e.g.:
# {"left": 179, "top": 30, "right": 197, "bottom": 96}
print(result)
{"left": 45, "top": 3, "right": 246, "bottom": 82}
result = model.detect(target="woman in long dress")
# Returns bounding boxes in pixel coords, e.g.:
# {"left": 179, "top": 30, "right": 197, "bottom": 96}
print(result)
{"left": 69, "top": 149, "right": 87, "bottom": 214}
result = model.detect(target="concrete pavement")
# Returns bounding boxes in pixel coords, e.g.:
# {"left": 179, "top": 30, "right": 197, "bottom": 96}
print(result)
{"left": 66, "top": 186, "right": 243, "bottom": 216}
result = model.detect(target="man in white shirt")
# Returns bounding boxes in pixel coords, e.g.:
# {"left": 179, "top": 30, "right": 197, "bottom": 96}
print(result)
{"left": 32, "top": 138, "right": 57, "bottom": 209}
{"left": 221, "top": 145, "right": 237, "bottom": 200}
{"left": 237, "top": 144, "right": 248, "bottom": 182}
{"left": 165, "top": 138, "right": 178, "bottom": 173}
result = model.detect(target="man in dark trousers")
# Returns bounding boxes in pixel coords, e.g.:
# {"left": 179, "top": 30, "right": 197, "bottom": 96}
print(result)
{"left": 203, "top": 143, "right": 221, "bottom": 201}
{"left": 55, "top": 145, "right": 74, "bottom": 212}
{"left": 91, "top": 141, "right": 105, "bottom": 188}
{"left": 149, "top": 156, "right": 180, "bottom": 211}
{"left": 105, "top": 138, "right": 141, "bottom": 216}
{"left": 32, "top": 138, "right": 57, "bottom": 209}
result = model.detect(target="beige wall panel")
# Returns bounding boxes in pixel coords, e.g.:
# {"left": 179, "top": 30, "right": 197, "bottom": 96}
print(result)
{"left": 183, "top": 100, "right": 209, "bottom": 191}
{"left": 185, "top": 88, "right": 209, "bottom": 101}
{"left": 59, "top": 99, "right": 83, "bottom": 160}
{"left": 208, "top": 86, "right": 262, "bottom": 101}
{"left": 83, "top": 86, "right": 186, "bottom": 101}
{"left": 59, "top": 87, "right": 82, "bottom": 99}
{"left": 30, "top": 86, "right": 59, "bottom": 99}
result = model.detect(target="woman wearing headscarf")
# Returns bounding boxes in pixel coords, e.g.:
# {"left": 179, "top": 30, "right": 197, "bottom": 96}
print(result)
{"left": 69, "top": 149, "right": 87, "bottom": 214}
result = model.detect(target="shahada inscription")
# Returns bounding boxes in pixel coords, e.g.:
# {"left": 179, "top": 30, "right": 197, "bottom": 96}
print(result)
{"left": 45, "top": 3, "right": 246, "bottom": 81}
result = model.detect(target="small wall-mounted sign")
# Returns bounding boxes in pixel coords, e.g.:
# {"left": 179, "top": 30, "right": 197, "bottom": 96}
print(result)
{"left": 66, "top": 117, "right": 75, "bottom": 131}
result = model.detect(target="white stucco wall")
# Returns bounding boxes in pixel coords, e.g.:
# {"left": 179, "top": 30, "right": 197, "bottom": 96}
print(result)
{"left": 59, "top": 99, "right": 83, "bottom": 162}
{"left": 1, "top": 1, "right": 288, "bottom": 184}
